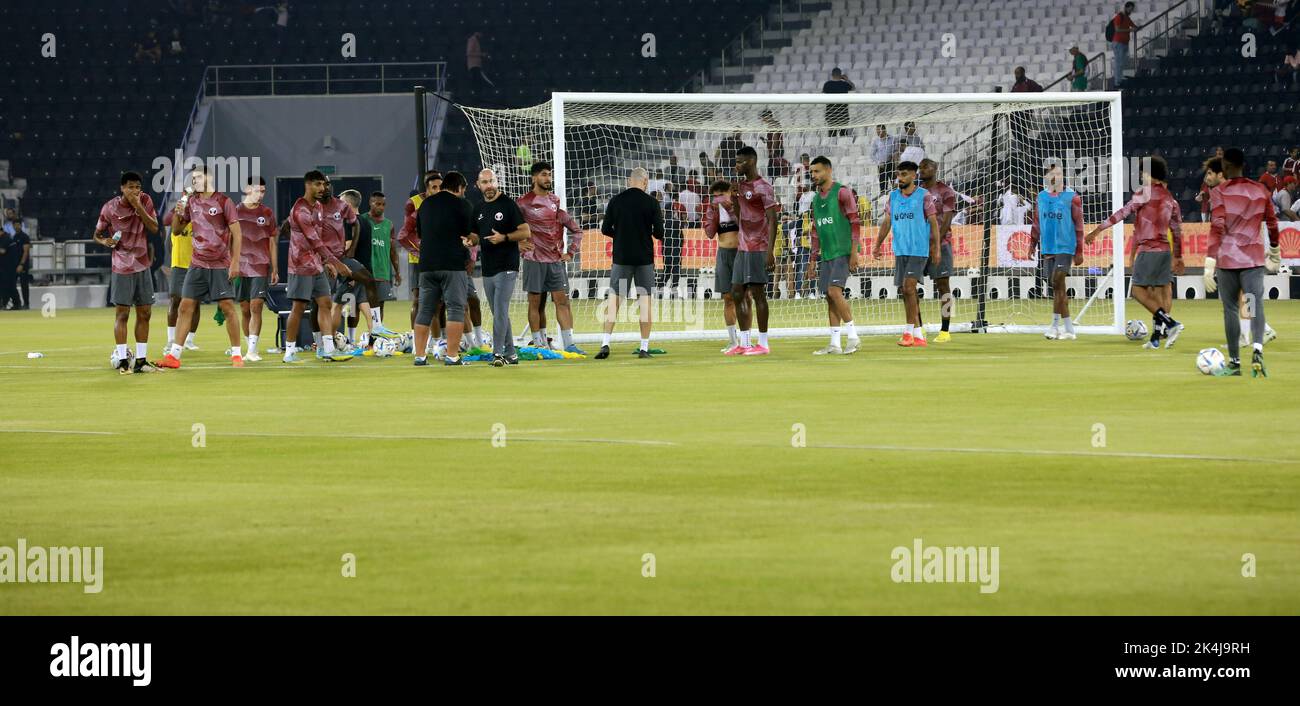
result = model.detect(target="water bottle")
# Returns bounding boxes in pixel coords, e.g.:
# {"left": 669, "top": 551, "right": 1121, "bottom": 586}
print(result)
{"left": 112, "top": 231, "right": 123, "bottom": 244}
{"left": 178, "top": 186, "right": 194, "bottom": 210}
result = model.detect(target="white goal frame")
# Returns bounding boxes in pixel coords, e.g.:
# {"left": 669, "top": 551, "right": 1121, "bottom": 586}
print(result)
{"left": 547, "top": 91, "right": 1126, "bottom": 338}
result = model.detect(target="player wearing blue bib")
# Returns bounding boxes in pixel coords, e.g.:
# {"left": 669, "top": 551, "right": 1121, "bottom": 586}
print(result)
{"left": 1028, "top": 164, "right": 1084, "bottom": 340}
{"left": 873, "top": 161, "right": 940, "bottom": 347}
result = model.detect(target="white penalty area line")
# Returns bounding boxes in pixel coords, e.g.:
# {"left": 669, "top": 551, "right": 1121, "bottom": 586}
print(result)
{"left": 0, "top": 429, "right": 119, "bottom": 436}
{"left": 808, "top": 442, "right": 1300, "bottom": 465}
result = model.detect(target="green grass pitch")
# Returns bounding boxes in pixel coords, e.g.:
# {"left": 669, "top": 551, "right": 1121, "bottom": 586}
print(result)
{"left": 1, "top": 299, "right": 1297, "bottom": 615}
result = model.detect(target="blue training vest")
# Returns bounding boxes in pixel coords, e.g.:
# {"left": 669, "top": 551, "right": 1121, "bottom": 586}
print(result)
{"left": 1035, "top": 189, "right": 1078, "bottom": 255}
{"left": 889, "top": 186, "right": 931, "bottom": 258}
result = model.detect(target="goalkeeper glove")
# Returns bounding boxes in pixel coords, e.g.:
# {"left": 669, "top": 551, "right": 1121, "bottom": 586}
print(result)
{"left": 1266, "top": 245, "right": 1281, "bottom": 274}
{"left": 1203, "top": 257, "right": 1217, "bottom": 295}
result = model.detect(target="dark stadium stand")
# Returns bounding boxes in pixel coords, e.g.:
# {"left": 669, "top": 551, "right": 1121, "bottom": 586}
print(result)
{"left": 0, "top": 0, "right": 770, "bottom": 243}
{"left": 1118, "top": 18, "right": 1298, "bottom": 219}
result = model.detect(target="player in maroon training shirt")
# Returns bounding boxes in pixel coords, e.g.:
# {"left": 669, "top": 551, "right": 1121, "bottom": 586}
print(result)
{"left": 726, "top": 145, "right": 780, "bottom": 356}
{"left": 1202, "top": 149, "right": 1281, "bottom": 377}
{"left": 1087, "top": 156, "right": 1184, "bottom": 349}
{"left": 283, "top": 170, "right": 351, "bottom": 363}
{"left": 93, "top": 171, "right": 160, "bottom": 374}
{"left": 518, "top": 161, "right": 584, "bottom": 353}
{"left": 159, "top": 166, "right": 245, "bottom": 369}
{"left": 235, "top": 177, "right": 278, "bottom": 361}
{"left": 918, "top": 158, "right": 959, "bottom": 343}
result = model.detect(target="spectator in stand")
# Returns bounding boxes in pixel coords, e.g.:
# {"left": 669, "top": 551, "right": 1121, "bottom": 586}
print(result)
{"left": 666, "top": 154, "right": 685, "bottom": 191}
{"left": 1277, "top": 44, "right": 1299, "bottom": 87}
{"left": 699, "top": 151, "right": 720, "bottom": 184}
{"left": 870, "top": 125, "right": 898, "bottom": 199}
{"left": 1011, "top": 66, "right": 1044, "bottom": 92}
{"left": 1284, "top": 146, "right": 1300, "bottom": 179}
{"left": 759, "top": 110, "right": 790, "bottom": 178}
{"left": 648, "top": 170, "right": 668, "bottom": 198}
{"left": 1069, "top": 46, "right": 1089, "bottom": 91}
{"left": 715, "top": 132, "right": 744, "bottom": 168}
{"left": 168, "top": 29, "right": 184, "bottom": 56}
{"left": 0, "top": 230, "right": 17, "bottom": 310}
{"left": 898, "top": 136, "right": 924, "bottom": 166}
{"left": 466, "top": 31, "right": 490, "bottom": 95}
{"left": 134, "top": 31, "right": 163, "bottom": 64}
{"left": 2, "top": 207, "right": 17, "bottom": 236}
{"left": 1196, "top": 176, "right": 1214, "bottom": 221}
{"left": 677, "top": 182, "right": 701, "bottom": 225}
{"left": 902, "top": 121, "right": 925, "bottom": 150}
{"left": 1274, "top": 176, "right": 1298, "bottom": 220}
{"left": 787, "top": 152, "right": 812, "bottom": 202}
{"left": 685, "top": 169, "right": 701, "bottom": 194}
{"left": 1260, "top": 159, "right": 1280, "bottom": 192}
{"left": 659, "top": 187, "right": 683, "bottom": 297}
{"left": 1109, "top": 2, "right": 1138, "bottom": 88}
{"left": 822, "top": 68, "right": 854, "bottom": 137}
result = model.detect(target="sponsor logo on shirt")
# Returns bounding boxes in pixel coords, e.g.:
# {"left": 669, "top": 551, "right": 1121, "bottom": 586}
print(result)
{"left": 256, "top": 216, "right": 267, "bottom": 225}
{"left": 494, "top": 212, "right": 503, "bottom": 221}
{"left": 207, "top": 206, "right": 219, "bottom": 216}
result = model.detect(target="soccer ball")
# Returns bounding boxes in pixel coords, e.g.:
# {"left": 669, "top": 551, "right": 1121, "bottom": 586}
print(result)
{"left": 1196, "top": 347, "right": 1226, "bottom": 375}
{"left": 109, "top": 349, "right": 135, "bottom": 368}
{"left": 372, "top": 337, "right": 397, "bottom": 357}
{"left": 1125, "top": 319, "right": 1148, "bottom": 341}
{"left": 397, "top": 332, "right": 414, "bottom": 354}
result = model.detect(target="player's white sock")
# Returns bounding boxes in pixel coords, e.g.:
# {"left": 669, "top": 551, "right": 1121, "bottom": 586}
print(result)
{"left": 370, "top": 308, "right": 383, "bottom": 327}
{"left": 1254, "top": 342, "right": 1264, "bottom": 353}
{"left": 1052, "top": 313, "right": 1061, "bottom": 328}
{"left": 915, "top": 326, "right": 926, "bottom": 341}
{"left": 758, "top": 331, "right": 769, "bottom": 348}
{"left": 601, "top": 331, "right": 611, "bottom": 347}
{"left": 116, "top": 343, "right": 128, "bottom": 359}
{"left": 640, "top": 338, "right": 649, "bottom": 352}
{"left": 247, "top": 335, "right": 258, "bottom": 356}
{"left": 740, "top": 329, "right": 751, "bottom": 347}
{"left": 533, "top": 331, "right": 545, "bottom": 346}
{"left": 1063, "top": 316, "right": 1074, "bottom": 334}
{"left": 313, "top": 332, "right": 322, "bottom": 348}
{"left": 475, "top": 326, "right": 486, "bottom": 346}
{"left": 844, "top": 320, "right": 858, "bottom": 339}
{"left": 347, "top": 327, "right": 357, "bottom": 344}
{"left": 135, "top": 342, "right": 147, "bottom": 359}
{"left": 230, "top": 347, "right": 240, "bottom": 359}
{"left": 172, "top": 344, "right": 183, "bottom": 359}
{"left": 1240, "top": 318, "right": 1251, "bottom": 342}
{"left": 323, "top": 336, "right": 335, "bottom": 354}
{"left": 726, "top": 325, "right": 738, "bottom": 346}
{"left": 166, "top": 326, "right": 176, "bottom": 345}
{"left": 831, "top": 327, "right": 842, "bottom": 348}
{"left": 286, "top": 343, "right": 298, "bottom": 356}
{"left": 561, "top": 329, "right": 575, "bottom": 349}
{"left": 185, "top": 332, "right": 196, "bottom": 346}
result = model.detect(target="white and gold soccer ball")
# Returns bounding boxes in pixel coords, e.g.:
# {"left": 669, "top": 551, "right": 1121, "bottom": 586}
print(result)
{"left": 1196, "top": 347, "right": 1226, "bottom": 375}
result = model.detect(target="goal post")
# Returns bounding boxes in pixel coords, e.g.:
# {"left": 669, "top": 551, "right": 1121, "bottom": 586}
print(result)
{"left": 460, "top": 91, "right": 1125, "bottom": 342}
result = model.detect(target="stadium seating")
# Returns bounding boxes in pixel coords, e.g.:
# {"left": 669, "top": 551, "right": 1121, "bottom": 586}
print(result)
{"left": 0, "top": 0, "right": 769, "bottom": 242}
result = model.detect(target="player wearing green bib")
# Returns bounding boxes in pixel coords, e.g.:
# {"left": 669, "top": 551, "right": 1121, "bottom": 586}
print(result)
{"left": 804, "top": 156, "right": 862, "bottom": 354}
{"left": 362, "top": 192, "right": 401, "bottom": 332}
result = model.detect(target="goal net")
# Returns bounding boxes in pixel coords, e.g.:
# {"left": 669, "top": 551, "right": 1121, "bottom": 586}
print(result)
{"left": 459, "top": 92, "right": 1125, "bottom": 342}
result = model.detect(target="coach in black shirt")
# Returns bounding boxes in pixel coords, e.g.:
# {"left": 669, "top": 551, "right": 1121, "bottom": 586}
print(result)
{"left": 595, "top": 167, "right": 664, "bottom": 359}
{"left": 473, "top": 168, "right": 531, "bottom": 364}
{"left": 414, "top": 171, "right": 476, "bottom": 365}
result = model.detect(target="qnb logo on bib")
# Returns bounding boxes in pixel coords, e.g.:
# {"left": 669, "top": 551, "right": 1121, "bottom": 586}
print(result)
{"left": 1044, "top": 211, "right": 1065, "bottom": 220}
{"left": 816, "top": 216, "right": 834, "bottom": 227}
{"left": 894, "top": 212, "right": 916, "bottom": 221}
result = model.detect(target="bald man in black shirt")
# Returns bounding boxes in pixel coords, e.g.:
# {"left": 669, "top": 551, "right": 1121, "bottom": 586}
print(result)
{"left": 595, "top": 167, "right": 664, "bottom": 360}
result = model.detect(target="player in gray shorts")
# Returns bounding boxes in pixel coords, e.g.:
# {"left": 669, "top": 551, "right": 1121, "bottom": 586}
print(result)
{"left": 610, "top": 263, "right": 655, "bottom": 298}
{"left": 287, "top": 272, "right": 330, "bottom": 301}
{"left": 818, "top": 255, "right": 849, "bottom": 294}
{"left": 715, "top": 246, "right": 737, "bottom": 295}
{"left": 522, "top": 259, "right": 568, "bottom": 293}
{"left": 1132, "top": 251, "right": 1172, "bottom": 287}
{"left": 169, "top": 266, "right": 187, "bottom": 300}
{"left": 923, "top": 242, "right": 954, "bottom": 279}
{"left": 1043, "top": 252, "right": 1072, "bottom": 277}
{"left": 731, "top": 250, "right": 769, "bottom": 286}
{"left": 111, "top": 270, "right": 154, "bottom": 307}
{"left": 182, "top": 266, "right": 235, "bottom": 301}
{"left": 894, "top": 255, "right": 928, "bottom": 287}
{"left": 237, "top": 276, "right": 269, "bottom": 302}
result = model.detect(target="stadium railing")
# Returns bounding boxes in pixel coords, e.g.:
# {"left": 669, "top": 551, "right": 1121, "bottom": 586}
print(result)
{"left": 204, "top": 62, "right": 447, "bottom": 98}
{"left": 29, "top": 240, "right": 111, "bottom": 284}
